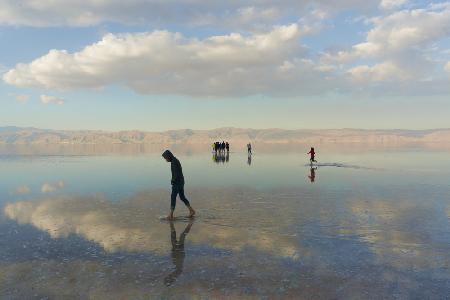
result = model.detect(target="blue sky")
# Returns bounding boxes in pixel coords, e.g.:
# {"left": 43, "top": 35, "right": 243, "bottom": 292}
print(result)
{"left": 1, "top": 0, "right": 450, "bottom": 131}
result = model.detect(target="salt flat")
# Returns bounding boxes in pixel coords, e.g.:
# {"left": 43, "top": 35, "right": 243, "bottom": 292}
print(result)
{"left": 1, "top": 148, "right": 449, "bottom": 299}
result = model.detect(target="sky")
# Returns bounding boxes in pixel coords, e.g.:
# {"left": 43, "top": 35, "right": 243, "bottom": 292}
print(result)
{"left": 1, "top": 0, "right": 450, "bottom": 131}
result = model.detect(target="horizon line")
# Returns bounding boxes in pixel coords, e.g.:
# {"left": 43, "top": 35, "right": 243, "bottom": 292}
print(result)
{"left": 1, "top": 125, "right": 450, "bottom": 133}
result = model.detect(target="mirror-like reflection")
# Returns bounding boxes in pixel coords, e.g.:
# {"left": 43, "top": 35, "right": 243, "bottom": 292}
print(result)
{"left": 2, "top": 185, "right": 450, "bottom": 298}
{"left": 3, "top": 190, "right": 299, "bottom": 257}
{"left": 1, "top": 150, "right": 450, "bottom": 298}
{"left": 164, "top": 220, "right": 194, "bottom": 286}
{"left": 212, "top": 151, "right": 229, "bottom": 164}
{"left": 308, "top": 167, "right": 317, "bottom": 183}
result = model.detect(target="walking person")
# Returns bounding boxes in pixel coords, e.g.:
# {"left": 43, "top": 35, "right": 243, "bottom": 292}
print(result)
{"left": 247, "top": 143, "right": 252, "bottom": 155}
{"left": 162, "top": 150, "right": 195, "bottom": 220}
{"left": 308, "top": 147, "right": 317, "bottom": 164}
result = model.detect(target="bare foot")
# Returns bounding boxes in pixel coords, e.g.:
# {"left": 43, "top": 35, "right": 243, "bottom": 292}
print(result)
{"left": 166, "top": 214, "right": 174, "bottom": 220}
{"left": 188, "top": 208, "right": 196, "bottom": 218}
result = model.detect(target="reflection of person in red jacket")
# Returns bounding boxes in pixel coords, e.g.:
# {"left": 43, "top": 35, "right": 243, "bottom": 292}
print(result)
{"left": 308, "top": 147, "right": 317, "bottom": 164}
{"left": 308, "top": 167, "right": 317, "bottom": 183}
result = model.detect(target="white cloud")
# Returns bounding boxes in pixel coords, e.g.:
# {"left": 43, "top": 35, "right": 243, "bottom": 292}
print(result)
{"left": 0, "top": 0, "right": 380, "bottom": 28}
{"left": 15, "top": 94, "right": 30, "bottom": 103}
{"left": 40, "top": 95, "right": 64, "bottom": 105}
{"left": 445, "top": 61, "right": 450, "bottom": 73}
{"left": 380, "top": 0, "right": 407, "bottom": 10}
{"left": 348, "top": 61, "right": 410, "bottom": 82}
{"left": 324, "top": 3, "right": 450, "bottom": 88}
{"left": 41, "top": 181, "right": 64, "bottom": 193}
{"left": 12, "top": 185, "right": 31, "bottom": 194}
{"left": 2, "top": 2, "right": 449, "bottom": 97}
{"left": 3, "top": 25, "right": 341, "bottom": 97}
{"left": 333, "top": 5, "right": 450, "bottom": 61}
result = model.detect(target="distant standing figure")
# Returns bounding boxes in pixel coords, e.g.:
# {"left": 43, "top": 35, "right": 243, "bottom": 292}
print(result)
{"left": 215, "top": 142, "right": 219, "bottom": 153}
{"left": 308, "top": 147, "right": 317, "bottom": 164}
{"left": 162, "top": 150, "right": 195, "bottom": 220}
{"left": 226, "top": 142, "right": 230, "bottom": 153}
{"left": 247, "top": 143, "right": 252, "bottom": 155}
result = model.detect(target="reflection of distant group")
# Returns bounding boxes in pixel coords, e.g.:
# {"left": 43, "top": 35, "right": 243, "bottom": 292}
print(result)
{"left": 213, "top": 151, "right": 229, "bottom": 164}
{"left": 213, "top": 141, "right": 230, "bottom": 153}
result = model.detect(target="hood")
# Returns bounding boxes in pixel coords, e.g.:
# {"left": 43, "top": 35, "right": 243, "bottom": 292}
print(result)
{"left": 162, "top": 149, "right": 174, "bottom": 161}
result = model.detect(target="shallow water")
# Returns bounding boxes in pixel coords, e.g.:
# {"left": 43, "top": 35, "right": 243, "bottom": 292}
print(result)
{"left": 1, "top": 148, "right": 450, "bottom": 299}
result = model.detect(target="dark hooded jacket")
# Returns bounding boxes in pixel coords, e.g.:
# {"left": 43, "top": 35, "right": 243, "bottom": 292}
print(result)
{"left": 162, "top": 150, "right": 185, "bottom": 185}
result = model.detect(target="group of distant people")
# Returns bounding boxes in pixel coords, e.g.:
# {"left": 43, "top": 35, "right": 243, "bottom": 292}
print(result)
{"left": 213, "top": 141, "right": 230, "bottom": 153}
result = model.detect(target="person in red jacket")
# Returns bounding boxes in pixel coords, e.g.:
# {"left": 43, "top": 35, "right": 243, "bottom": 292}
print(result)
{"left": 308, "top": 147, "right": 317, "bottom": 164}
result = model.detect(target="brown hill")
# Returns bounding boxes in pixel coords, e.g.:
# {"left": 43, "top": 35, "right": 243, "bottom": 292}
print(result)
{"left": 1, "top": 127, "right": 450, "bottom": 146}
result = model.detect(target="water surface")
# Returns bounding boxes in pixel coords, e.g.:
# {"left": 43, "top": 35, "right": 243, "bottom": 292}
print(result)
{"left": 1, "top": 148, "right": 449, "bottom": 299}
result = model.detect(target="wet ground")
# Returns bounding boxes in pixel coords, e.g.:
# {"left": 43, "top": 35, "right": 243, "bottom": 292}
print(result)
{"left": 1, "top": 148, "right": 450, "bottom": 299}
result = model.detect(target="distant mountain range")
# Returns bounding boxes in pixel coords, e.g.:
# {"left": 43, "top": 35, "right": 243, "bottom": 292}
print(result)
{"left": 1, "top": 126, "right": 450, "bottom": 145}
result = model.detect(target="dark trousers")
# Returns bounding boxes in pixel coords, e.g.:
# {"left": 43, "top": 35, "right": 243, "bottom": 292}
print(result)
{"left": 171, "top": 184, "right": 190, "bottom": 210}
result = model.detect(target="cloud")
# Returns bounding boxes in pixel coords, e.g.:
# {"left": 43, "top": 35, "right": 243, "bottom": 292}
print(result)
{"left": 12, "top": 185, "right": 31, "bottom": 194}
{"left": 15, "top": 94, "right": 30, "bottom": 103}
{"left": 2, "top": 3, "right": 449, "bottom": 97}
{"left": 348, "top": 61, "right": 410, "bottom": 82}
{"left": 446, "top": 61, "right": 450, "bottom": 73}
{"left": 0, "top": 0, "right": 380, "bottom": 28}
{"left": 40, "top": 95, "right": 64, "bottom": 105}
{"left": 323, "top": 3, "right": 450, "bottom": 89}
{"left": 379, "top": 0, "right": 407, "bottom": 10}
{"left": 331, "top": 4, "right": 450, "bottom": 62}
{"left": 3, "top": 25, "right": 341, "bottom": 97}
{"left": 41, "top": 181, "right": 64, "bottom": 193}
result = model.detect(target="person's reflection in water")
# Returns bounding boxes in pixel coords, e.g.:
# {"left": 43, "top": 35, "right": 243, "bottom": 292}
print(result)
{"left": 164, "top": 220, "right": 194, "bottom": 286}
{"left": 247, "top": 153, "right": 252, "bottom": 166}
{"left": 308, "top": 167, "right": 317, "bottom": 182}
{"left": 212, "top": 152, "right": 229, "bottom": 164}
